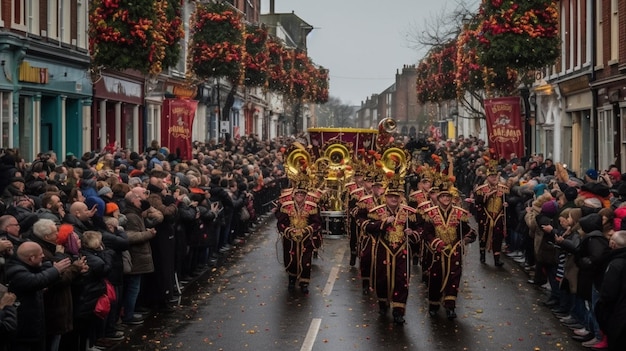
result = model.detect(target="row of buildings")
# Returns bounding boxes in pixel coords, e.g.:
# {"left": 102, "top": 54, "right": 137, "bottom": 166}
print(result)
{"left": 0, "top": 0, "right": 317, "bottom": 161}
{"left": 355, "top": 0, "right": 626, "bottom": 177}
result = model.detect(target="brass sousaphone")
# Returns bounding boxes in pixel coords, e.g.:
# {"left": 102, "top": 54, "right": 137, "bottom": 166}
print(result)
{"left": 321, "top": 140, "right": 353, "bottom": 181}
{"left": 380, "top": 147, "right": 410, "bottom": 177}
{"left": 285, "top": 142, "right": 312, "bottom": 178}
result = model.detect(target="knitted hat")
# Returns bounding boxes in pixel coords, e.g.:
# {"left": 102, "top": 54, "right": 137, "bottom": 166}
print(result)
{"left": 585, "top": 169, "right": 598, "bottom": 180}
{"left": 98, "top": 186, "right": 112, "bottom": 196}
{"left": 564, "top": 186, "right": 578, "bottom": 202}
{"left": 540, "top": 200, "right": 558, "bottom": 216}
{"left": 82, "top": 169, "right": 95, "bottom": 179}
{"left": 105, "top": 202, "right": 119, "bottom": 216}
{"left": 57, "top": 224, "right": 75, "bottom": 245}
{"left": 534, "top": 183, "right": 547, "bottom": 197}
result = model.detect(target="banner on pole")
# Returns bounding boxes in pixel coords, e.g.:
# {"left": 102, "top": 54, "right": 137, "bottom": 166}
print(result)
{"left": 161, "top": 99, "right": 198, "bottom": 161}
{"left": 483, "top": 96, "right": 524, "bottom": 161}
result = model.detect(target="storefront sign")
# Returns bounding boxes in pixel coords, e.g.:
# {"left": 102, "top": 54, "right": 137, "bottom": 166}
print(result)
{"left": 18, "top": 61, "right": 49, "bottom": 84}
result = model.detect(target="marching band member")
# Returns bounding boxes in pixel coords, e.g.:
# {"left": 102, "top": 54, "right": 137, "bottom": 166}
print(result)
{"left": 408, "top": 165, "right": 436, "bottom": 284}
{"left": 421, "top": 180, "right": 476, "bottom": 320}
{"left": 364, "top": 172, "right": 431, "bottom": 325}
{"left": 276, "top": 174, "right": 322, "bottom": 295}
{"left": 354, "top": 165, "right": 386, "bottom": 295}
{"left": 473, "top": 161, "right": 510, "bottom": 266}
{"left": 345, "top": 164, "right": 365, "bottom": 267}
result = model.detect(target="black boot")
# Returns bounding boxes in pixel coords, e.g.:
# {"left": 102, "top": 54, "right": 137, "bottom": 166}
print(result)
{"left": 446, "top": 308, "right": 457, "bottom": 320}
{"left": 288, "top": 277, "right": 296, "bottom": 292}
{"left": 428, "top": 304, "right": 439, "bottom": 317}
{"left": 480, "top": 250, "right": 486, "bottom": 264}
{"left": 362, "top": 281, "right": 370, "bottom": 296}
{"left": 494, "top": 255, "right": 504, "bottom": 267}
{"left": 300, "top": 283, "right": 309, "bottom": 295}
{"left": 392, "top": 309, "right": 405, "bottom": 325}
{"left": 378, "top": 301, "right": 388, "bottom": 315}
{"left": 349, "top": 251, "right": 357, "bottom": 266}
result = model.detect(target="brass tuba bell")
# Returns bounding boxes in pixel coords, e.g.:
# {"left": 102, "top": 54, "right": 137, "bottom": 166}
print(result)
{"left": 377, "top": 117, "right": 397, "bottom": 148}
{"left": 378, "top": 117, "right": 397, "bottom": 134}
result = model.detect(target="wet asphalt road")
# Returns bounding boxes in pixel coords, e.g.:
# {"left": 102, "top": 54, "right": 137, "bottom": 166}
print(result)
{"left": 112, "top": 215, "right": 589, "bottom": 351}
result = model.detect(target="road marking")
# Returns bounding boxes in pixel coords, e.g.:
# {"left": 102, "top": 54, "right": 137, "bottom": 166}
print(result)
{"left": 322, "top": 266, "right": 340, "bottom": 296}
{"left": 300, "top": 318, "right": 322, "bottom": 351}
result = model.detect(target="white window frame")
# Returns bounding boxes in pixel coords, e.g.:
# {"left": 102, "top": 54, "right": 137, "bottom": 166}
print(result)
{"left": 76, "top": 0, "right": 88, "bottom": 49}
{"left": 597, "top": 108, "right": 614, "bottom": 171}
{"left": 11, "top": 0, "right": 28, "bottom": 31}
{"left": 60, "top": 0, "right": 71, "bottom": 44}
{"left": 48, "top": 0, "right": 59, "bottom": 40}
{"left": 12, "top": 0, "right": 40, "bottom": 35}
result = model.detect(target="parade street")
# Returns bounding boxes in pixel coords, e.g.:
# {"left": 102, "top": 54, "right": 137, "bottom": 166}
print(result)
{"left": 112, "top": 215, "right": 588, "bottom": 351}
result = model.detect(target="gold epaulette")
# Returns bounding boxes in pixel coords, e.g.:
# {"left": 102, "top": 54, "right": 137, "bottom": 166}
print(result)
{"left": 280, "top": 201, "right": 295, "bottom": 214}
{"left": 421, "top": 204, "right": 440, "bottom": 222}
{"left": 474, "top": 183, "right": 489, "bottom": 195}
{"left": 367, "top": 203, "right": 386, "bottom": 221}
{"left": 345, "top": 182, "right": 358, "bottom": 193}
{"left": 400, "top": 204, "right": 417, "bottom": 214}
{"left": 357, "top": 194, "right": 374, "bottom": 209}
{"left": 350, "top": 187, "right": 366, "bottom": 199}
{"left": 304, "top": 200, "right": 319, "bottom": 212}
{"left": 498, "top": 183, "right": 510, "bottom": 194}
{"left": 451, "top": 205, "right": 470, "bottom": 221}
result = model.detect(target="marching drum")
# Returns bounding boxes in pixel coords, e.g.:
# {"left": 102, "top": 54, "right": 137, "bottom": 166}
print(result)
{"left": 320, "top": 210, "right": 346, "bottom": 239}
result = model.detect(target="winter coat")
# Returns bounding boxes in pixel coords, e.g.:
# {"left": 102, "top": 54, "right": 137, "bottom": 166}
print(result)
{"left": 73, "top": 247, "right": 113, "bottom": 319}
{"left": 123, "top": 204, "right": 155, "bottom": 274}
{"left": 525, "top": 193, "right": 557, "bottom": 265}
{"left": 30, "top": 236, "right": 81, "bottom": 335}
{"left": 0, "top": 304, "right": 18, "bottom": 349}
{"left": 556, "top": 226, "right": 583, "bottom": 294}
{"left": 595, "top": 247, "right": 626, "bottom": 349}
{"left": 4, "top": 257, "right": 60, "bottom": 343}
{"left": 576, "top": 213, "right": 611, "bottom": 300}
{"left": 95, "top": 218, "right": 129, "bottom": 286}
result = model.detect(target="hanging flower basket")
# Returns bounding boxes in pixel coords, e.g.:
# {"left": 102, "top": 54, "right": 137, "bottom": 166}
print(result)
{"left": 244, "top": 24, "right": 269, "bottom": 87}
{"left": 159, "top": 0, "right": 185, "bottom": 70}
{"left": 477, "top": 0, "right": 559, "bottom": 71}
{"left": 292, "top": 50, "right": 311, "bottom": 99}
{"left": 89, "top": 0, "right": 168, "bottom": 75}
{"left": 416, "top": 41, "right": 457, "bottom": 104}
{"left": 189, "top": 2, "right": 244, "bottom": 83}
{"left": 312, "top": 67, "right": 329, "bottom": 104}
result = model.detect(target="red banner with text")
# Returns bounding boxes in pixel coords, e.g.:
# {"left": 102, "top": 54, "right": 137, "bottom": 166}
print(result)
{"left": 161, "top": 99, "right": 198, "bottom": 161}
{"left": 483, "top": 96, "right": 524, "bottom": 161}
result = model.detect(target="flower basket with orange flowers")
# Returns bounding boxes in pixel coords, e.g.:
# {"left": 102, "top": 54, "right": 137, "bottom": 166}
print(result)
{"left": 244, "top": 24, "right": 269, "bottom": 87}
{"left": 416, "top": 41, "right": 457, "bottom": 104}
{"left": 293, "top": 50, "right": 311, "bottom": 99}
{"left": 189, "top": 2, "right": 244, "bottom": 83}
{"left": 311, "top": 67, "right": 329, "bottom": 104}
{"left": 89, "top": 0, "right": 171, "bottom": 75}
{"left": 477, "top": 0, "right": 559, "bottom": 71}
{"left": 160, "top": 0, "right": 185, "bottom": 70}
{"left": 267, "top": 39, "right": 289, "bottom": 93}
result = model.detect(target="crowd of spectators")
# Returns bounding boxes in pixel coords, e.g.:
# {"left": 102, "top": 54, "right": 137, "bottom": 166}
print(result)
{"left": 0, "top": 134, "right": 289, "bottom": 351}
{"left": 416, "top": 134, "right": 626, "bottom": 351}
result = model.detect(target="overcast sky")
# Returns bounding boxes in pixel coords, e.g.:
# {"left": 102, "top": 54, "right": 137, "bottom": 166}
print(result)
{"left": 261, "top": 0, "right": 467, "bottom": 106}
